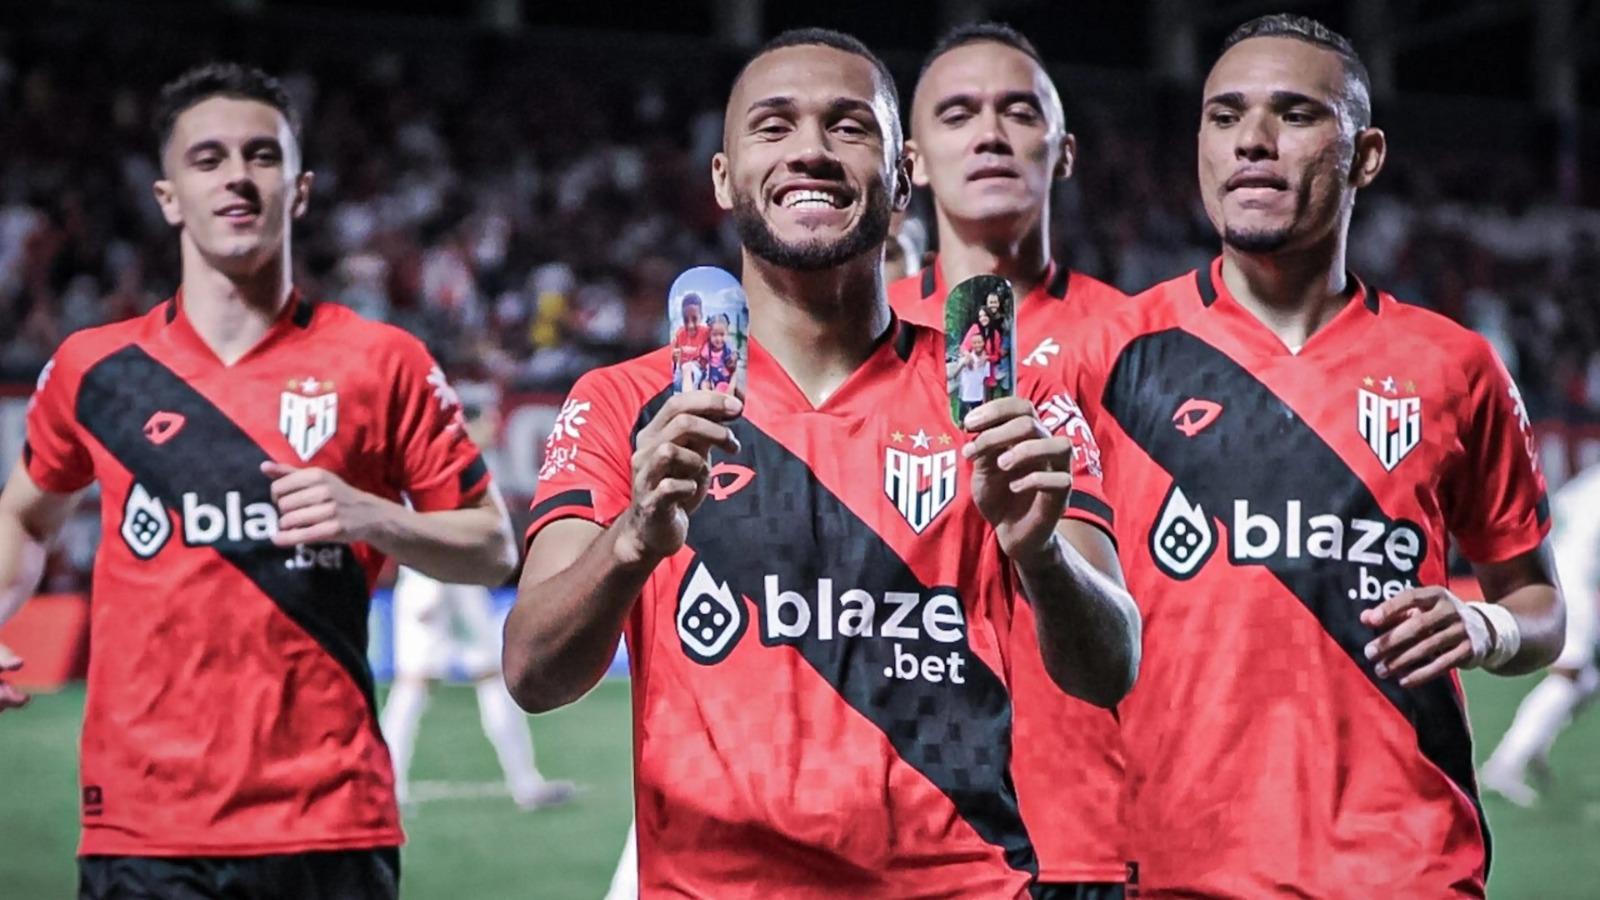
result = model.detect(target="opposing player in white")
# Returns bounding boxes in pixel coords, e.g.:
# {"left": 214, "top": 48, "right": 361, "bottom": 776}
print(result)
{"left": 379, "top": 386, "right": 576, "bottom": 811}
{"left": 1481, "top": 463, "right": 1600, "bottom": 806}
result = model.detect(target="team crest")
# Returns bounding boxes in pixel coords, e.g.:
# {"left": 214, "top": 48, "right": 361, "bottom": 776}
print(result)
{"left": 280, "top": 376, "right": 339, "bottom": 462}
{"left": 1357, "top": 375, "right": 1421, "bottom": 471}
{"left": 884, "top": 427, "right": 958, "bottom": 534}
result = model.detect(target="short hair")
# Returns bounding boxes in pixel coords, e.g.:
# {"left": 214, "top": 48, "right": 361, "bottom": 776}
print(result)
{"left": 153, "top": 62, "right": 302, "bottom": 159}
{"left": 918, "top": 22, "right": 1044, "bottom": 84}
{"left": 738, "top": 28, "right": 902, "bottom": 147}
{"left": 915, "top": 22, "right": 1064, "bottom": 131}
{"left": 681, "top": 292, "right": 703, "bottom": 309}
{"left": 1220, "top": 14, "right": 1372, "bottom": 130}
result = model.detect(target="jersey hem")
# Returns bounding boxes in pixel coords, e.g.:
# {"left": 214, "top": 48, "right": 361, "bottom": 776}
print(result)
{"left": 79, "top": 829, "right": 406, "bottom": 858}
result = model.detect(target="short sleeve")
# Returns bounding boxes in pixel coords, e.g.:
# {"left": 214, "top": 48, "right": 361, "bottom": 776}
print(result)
{"left": 1445, "top": 339, "right": 1551, "bottom": 563}
{"left": 385, "top": 338, "right": 492, "bottom": 512}
{"left": 23, "top": 353, "right": 95, "bottom": 494}
{"left": 1025, "top": 370, "right": 1114, "bottom": 538}
{"left": 526, "top": 370, "right": 637, "bottom": 546}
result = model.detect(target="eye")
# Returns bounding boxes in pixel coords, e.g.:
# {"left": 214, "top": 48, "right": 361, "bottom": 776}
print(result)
{"left": 1005, "top": 104, "right": 1040, "bottom": 124}
{"left": 193, "top": 153, "right": 222, "bottom": 170}
{"left": 1208, "top": 109, "right": 1239, "bottom": 127}
{"left": 753, "top": 118, "right": 791, "bottom": 138}
{"left": 940, "top": 109, "right": 973, "bottom": 127}
{"left": 1283, "top": 109, "right": 1316, "bottom": 126}
{"left": 833, "top": 121, "right": 870, "bottom": 138}
{"left": 251, "top": 148, "right": 282, "bottom": 164}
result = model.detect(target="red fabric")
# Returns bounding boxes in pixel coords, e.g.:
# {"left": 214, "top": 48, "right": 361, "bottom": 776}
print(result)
{"left": 24, "top": 294, "right": 490, "bottom": 857}
{"left": 890, "top": 260, "right": 1130, "bottom": 884}
{"left": 527, "top": 323, "right": 1107, "bottom": 897}
{"left": 1054, "top": 257, "right": 1549, "bottom": 897}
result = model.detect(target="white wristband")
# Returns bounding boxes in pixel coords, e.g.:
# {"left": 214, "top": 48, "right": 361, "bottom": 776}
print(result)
{"left": 1466, "top": 602, "right": 1521, "bottom": 671}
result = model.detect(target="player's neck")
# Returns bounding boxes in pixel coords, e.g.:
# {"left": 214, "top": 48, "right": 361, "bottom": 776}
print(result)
{"left": 743, "top": 252, "right": 892, "bottom": 407}
{"left": 935, "top": 207, "right": 1052, "bottom": 299}
{"left": 1220, "top": 236, "right": 1351, "bottom": 350}
{"left": 180, "top": 240, "right": 295, "bottom": 366}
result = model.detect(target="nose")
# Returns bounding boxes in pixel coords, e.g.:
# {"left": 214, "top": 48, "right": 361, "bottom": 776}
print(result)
{"left": 783, "top": 118, "right": 845, "bottom": 177}
{"left": 973, "top": 106, "right": 1013, "bottom": 157}
{"left": 1234, "top": 109, "right": 1277, "bottom": 162}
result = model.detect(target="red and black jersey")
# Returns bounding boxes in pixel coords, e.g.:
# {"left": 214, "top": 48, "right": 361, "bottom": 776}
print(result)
{"left": 528, "top": 318, "right": 1111, "bottom": 898}
{"left": 1059, "top": 258, "right": 1549, "bottom": 898}
{"left": 24, "top": 292, "right": 490, "bottom": 858}
{"left": 890, "top": 261, "right": 1129, "bottom": 884}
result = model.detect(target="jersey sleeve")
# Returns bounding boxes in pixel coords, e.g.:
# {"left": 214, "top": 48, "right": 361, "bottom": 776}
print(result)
{"left": 526, "top": 369, "right": 637, "bottom": 546}
{"left": 1444, "top": 338, "right": 1551, "bottom": 563}
{"left": 1025, "top": 367, "right": 1113, "bottom": 538}
{"left": 385, "top": 337, "right": 492, "bottom": 512}
{"left": 23, "top": 350, "right": 95, "bottom": 494}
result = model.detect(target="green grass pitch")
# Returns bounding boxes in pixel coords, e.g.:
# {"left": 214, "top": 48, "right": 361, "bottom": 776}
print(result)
{"left": 2, "top": 674, "right": 1597, "bottom": 898}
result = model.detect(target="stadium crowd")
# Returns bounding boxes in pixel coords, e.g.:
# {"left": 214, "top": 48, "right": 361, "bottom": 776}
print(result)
{"left": 3, "top": 18, "right": 1600, "bottom": 417}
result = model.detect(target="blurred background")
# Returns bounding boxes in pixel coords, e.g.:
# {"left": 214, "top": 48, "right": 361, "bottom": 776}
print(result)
{"left": 2, "top": 0, "right": 1600, "bottom": 897}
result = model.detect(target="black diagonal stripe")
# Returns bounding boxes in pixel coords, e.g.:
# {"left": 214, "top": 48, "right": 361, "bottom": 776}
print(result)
{"left": 76, "top": 346, "right": 378, "bottom": 716}
{"left": 458, "top": 454, "right": 489, "bottom": 494}
{"left": 1069, "top": 492, "right": 1115, "bottom": 529}
{"left": 529, "top": 489, "right": 594, "bottom": 523}
{"left": 1103, "top": 327, "right": 1491, "bottom": 871}
{"left": 636, "top": 392, "right": 1036, "bottom": 876}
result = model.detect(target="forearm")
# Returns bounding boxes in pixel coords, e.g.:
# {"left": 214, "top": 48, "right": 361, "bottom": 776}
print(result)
{"left": 366, "top": 499, "right": 517, "bottom": 585}
{"left": 1484, "top": 582, "right": 1564, "bottom": 675}
{"left": 504, "top": 521, "right": 657, "bottom": 713}
{"left": 1014, "top": 530, "right": 1141, "bottom": 708}
{"left": 0, "top": 515, "right": 47, "bottom": 626}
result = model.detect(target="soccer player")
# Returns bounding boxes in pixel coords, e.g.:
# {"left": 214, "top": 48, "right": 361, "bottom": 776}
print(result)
{"left": 1481, "top": 462, "right": 1600, "bottom": 806}
{"left": 1056, "top": 15, "right": 1564, "bottom": 897}
{"left": 889, "top": 23, "right": 1131, "bottom": 897}
{"left": 381, "top": 565, "right": 578, "bottom": 809}
{"left": 0, "top": 63, "right": 518, "bottom": 899}
{"left": 505, "top": 28, "right": 1140, "bottom": 897}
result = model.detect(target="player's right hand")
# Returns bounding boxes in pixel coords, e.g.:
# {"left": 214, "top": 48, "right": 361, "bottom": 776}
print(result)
{"left": 0, "top": 642, "right": 29, "bottom": 712}
{"left": 615, "top": 391, "right": 743, "bottom": 565}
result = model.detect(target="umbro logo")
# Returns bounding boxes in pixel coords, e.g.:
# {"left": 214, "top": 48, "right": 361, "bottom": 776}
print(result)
{"left": 1172, "top": 398, "right": 1222, "bottom": 438}
{"left": 143, "top": 411, "right": 186, "bottom": 446}
{"left": 1022, "top": 337, "right": 1060, "bottom": 367}
{"left": 706, "top": 462, "right": 755, "bottom": 501}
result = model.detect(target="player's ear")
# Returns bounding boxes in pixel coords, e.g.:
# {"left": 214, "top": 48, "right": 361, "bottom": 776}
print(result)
{"left": 711, "top": 152, "right": 734, "bottom": 211}
{"left": 152, "top": 176, "right": 183, "bottom": 227}
{"left": 1054, "top": 133, "right": 1077, "bottom": 181}
{"left": 905, "top": 138, "right": 930, "bottom": 189}
{"left": 291, "top": 170, "right": 315, "bottom": 220}
{"left": 893, "top": 151, "right": 913, "bottom": 212}
{"left": 1350, "top": 126, "right": 1386, "bottom": 190}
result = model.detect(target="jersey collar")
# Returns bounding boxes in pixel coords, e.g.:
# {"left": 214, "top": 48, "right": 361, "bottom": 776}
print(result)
{"left": 161, "top": 287, "right": 315, "bottom": 369}
{"left": 749, "top": 312, "right": 920, "bottom": 416}
{"left": 920, "top": 255, "right": 1070, "bottom": 304}
{"left": 1193, "top": 256, "right": 1380, "bottom": 357}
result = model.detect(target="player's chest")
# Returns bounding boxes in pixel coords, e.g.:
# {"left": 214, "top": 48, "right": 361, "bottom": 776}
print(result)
{"left": 83, "top": 350, "right": 385, "bottom": 477}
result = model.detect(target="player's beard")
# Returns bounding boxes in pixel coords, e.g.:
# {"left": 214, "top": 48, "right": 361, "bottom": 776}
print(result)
{"left": 1222, "top": 224, "right": 1293, "bottom": 254}
{"left": 732, "top": 181, "right": 892, "bottom": 271}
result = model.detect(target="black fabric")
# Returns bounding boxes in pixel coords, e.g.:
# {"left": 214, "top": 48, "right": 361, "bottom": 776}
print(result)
{"left": 528, "top": 489, "right": 595, "bottom": 523}
{"left": 78, "top": 848, "right": 400, "bottom": 900}
{"left": 76, "top": 346, "right": 378, "bottom": 717}
{"left": 1102, "top": 326, "right": 1490, "bottom": 872}
{"left": 1068, "top": 492, "right": 1115, "bottom": 529}
{"left": 1032, "top": 881, "right": 1125, "bottom": 900}
{"left": 635, "top": 390, "right": 1038, "bottom": 877}
{"left": 457, "top": 453, "right": 489, "bottom": 494}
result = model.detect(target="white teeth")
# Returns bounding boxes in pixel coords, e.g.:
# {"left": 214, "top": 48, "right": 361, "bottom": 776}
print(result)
{"left": 781, "top": 189, "right": 841, "bottom": 209}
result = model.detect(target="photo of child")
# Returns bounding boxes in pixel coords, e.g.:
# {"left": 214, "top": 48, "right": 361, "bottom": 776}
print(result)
{"left": 943, "top": 275, "right": 1016, "bottom": 425}
{"left": 667, "top": 266, "right": 749, "bottom": 400}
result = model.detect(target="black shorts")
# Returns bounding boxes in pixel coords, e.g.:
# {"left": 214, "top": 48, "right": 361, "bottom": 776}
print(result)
{"left": 79, "top": 847, "right": 399, "bottom": 900}
{"left": 1034, "top": 882, "right": 1126, "bottom": 900}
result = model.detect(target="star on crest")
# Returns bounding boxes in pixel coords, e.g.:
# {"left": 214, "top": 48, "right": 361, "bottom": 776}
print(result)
{"left": 937, "top": 433, "right": 952, "bottom": 446}
{"left": 891, "top": 430, "right": 905, "bottom": 443}
{"left": 1362, "top": 376, "right": 1375, "bottom": 388}
{"left": 911, "top": 429, "right": 931, "bottom": 450}
{"left": 1381, "top": 376, "right": 1398, "bottom": 394}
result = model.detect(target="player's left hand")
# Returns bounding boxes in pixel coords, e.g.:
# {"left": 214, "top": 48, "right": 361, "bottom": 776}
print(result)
{"left": 1360, "top": 585, "right": 1482, "bottom": 688}
{"left": 962, "top": 397, "right": 1075, "bottom": 568}
{"left": 262, "top": 461, "right": 388, "bottom": 547}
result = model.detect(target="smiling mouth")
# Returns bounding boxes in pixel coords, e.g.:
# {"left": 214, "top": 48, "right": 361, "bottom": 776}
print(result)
{"left": 776, "top": 187, "right": 849, "bottom": 210}
{"left": 216, "top": 204, "right": 261, "bottom": 220}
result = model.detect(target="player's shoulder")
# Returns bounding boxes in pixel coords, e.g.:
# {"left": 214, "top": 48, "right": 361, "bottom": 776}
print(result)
{"left": 887, "top": 270, "right": 942, "bottom": 328}
{"left": 1370, "top": 286, "right": 1505, "bottom": 372}
{"left": 307, "top": 300, "right": 428, "bottom": 358}
{"left": 567, "top": 347, "right": 676, "bottom": 417}
{"left": 49, "top": 304, "right": 168, "bottom": 376}
{"left": 1063, "top": 269, "right": 1129, "bottom": 305}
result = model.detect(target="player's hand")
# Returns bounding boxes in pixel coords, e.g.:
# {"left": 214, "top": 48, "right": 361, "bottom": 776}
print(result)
{"left": 0, "top": 642, "right": 29, "bottom": 713}
{"left": 615, "top": 391, "right": 742, "bottom": 566}
{"left": 261, "top": 461, "right": 388, "bottom": 547}
{"left": 1360, "top": 585, "right": 1483, "bottom": 688}
{"left": 962, "top": 397, "right": 1075, "bottom": 569}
